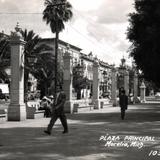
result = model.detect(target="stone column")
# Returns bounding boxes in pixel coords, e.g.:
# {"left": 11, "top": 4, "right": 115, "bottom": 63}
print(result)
{"left": 92, "top": 59, "right": 100, "bottom": 109}
{"left": 8, "top": 25, "right": 26, "bottom": 121}
{"left": 133, "top": 72, "right": 138, "bottom": 103}
{"left": 140, "top": 81, "right": 146, "bottom": 103}
{"left": 111, "top": 68, "right": 117, "bottom": 106}
{"left": 63, "top": 51, "right": 73, "bottom": 113}
{"left": 124, "top": 70, "right": 129, "bottom": 96}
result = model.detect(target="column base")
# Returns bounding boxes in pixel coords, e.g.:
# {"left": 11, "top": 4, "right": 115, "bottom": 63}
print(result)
{"left": 93, "top": 99, "right": 100, "bottom": 109}
{"left": 8, "top": 103, "right": 26, "bottom": 121}
{"left": 112, "top": 98, "right": 117, "bottom": 107}
{"left": 133, "top": 97, "right": 140, "bottom": 104}
{"left": 64, "top": 100, "right": 74, "bottom": 114}
{"left": 140, "top": 99, "right": 146, "bottom": 103}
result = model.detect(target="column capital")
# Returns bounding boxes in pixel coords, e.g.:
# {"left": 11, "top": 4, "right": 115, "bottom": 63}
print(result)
{"left": 111, "top": 67, "right": 117, "bottom": 73}
{"left": 134, "top": 71, "right": 138, "bottom": 77}
{"left": 10, "top": 37, "right": 26, "bottom": 46}
{"left": 64, "top": 51, "right": 73, "bottom": 59}
{"left": 93, "top": 57, "right": 100, "bottom": 67}
{"left": 140, "top": 81, "right": 146, "bottom": 89}
{"left": 10, "top": 22, "right": 25, "bottom": 45}
{"left": 124, "top": 70, "right": 129, "bottom": 76}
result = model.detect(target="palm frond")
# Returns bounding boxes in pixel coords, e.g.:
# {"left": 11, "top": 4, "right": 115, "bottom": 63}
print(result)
{"left": 43, "top": 0, "right": 73, "bottom": 33}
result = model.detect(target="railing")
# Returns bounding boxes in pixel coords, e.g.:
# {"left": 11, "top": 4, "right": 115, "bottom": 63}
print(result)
{"left": 71, "top": 98, "right": 111, "bottom": 113}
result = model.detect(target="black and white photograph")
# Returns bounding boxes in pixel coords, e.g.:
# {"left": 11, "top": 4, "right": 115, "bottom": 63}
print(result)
{"left": 0, "top": 0, "right": 160, "bottom": 160}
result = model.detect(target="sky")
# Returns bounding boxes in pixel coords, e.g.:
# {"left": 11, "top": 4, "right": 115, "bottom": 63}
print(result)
{"left": 0, "top": 0, "right": 134, "bottom": 66}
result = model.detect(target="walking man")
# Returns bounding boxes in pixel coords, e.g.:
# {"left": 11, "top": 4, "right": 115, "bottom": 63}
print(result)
{"left": 119, "top": 89, "right": 128, "bottom": 120}
{"left": 44, "top": 86, "right": 68, "bottom": 135}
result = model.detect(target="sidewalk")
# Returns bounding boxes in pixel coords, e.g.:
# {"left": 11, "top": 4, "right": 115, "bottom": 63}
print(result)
{"left": 0, "top": 104, "right": 160, "bottom": 160}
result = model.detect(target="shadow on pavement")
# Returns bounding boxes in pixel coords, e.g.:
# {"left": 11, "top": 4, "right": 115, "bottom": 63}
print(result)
{"left": 0, "top": 104, "right": 160, "bottom": 160}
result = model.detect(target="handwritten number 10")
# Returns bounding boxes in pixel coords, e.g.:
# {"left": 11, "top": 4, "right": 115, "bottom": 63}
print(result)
{"left": 149, "top": 150, "right": 160, "bottom": 156}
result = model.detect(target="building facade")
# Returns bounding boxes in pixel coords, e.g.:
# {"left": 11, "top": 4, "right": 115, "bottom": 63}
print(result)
{"left": 39, "top": 38, "right": 113, "bottom": 100}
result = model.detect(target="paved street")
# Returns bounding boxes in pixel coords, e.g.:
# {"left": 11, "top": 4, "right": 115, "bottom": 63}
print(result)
{"left": 0, "top": 103, "right": 160, "bottom": 160}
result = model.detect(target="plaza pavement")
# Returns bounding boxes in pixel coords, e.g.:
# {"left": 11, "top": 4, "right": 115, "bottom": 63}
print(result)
{"left": 0, "top": 103, "right": 160, "bottom": 160}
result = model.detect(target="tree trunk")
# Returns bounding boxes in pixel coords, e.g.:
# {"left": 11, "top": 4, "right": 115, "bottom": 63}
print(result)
{"left": 24, "top": 69, "right": 29, "bottom": 102}
{"left": 77, "top": 89, "right": 81, "bottom": 100}
{"left": 44, "top": 82, "right": 48, "bottom": 96}
{"left": 54, "top": 11, "right": 59, "bottom": 103}
{"left": 55, "top": 31, "right": 59, "bottom": 95}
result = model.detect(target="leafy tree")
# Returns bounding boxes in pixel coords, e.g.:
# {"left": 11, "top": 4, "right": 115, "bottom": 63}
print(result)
{"left": 43, "top": 0, "right": 73, "bottom": 94}
{"left": 0, "top": 35, "right": 10, "bottom": 83}
{"left": 127, "top": 0, "right": 160, "bottom": 87}
{"left": 72, "top": 64, "right": 90, "bottom": 99}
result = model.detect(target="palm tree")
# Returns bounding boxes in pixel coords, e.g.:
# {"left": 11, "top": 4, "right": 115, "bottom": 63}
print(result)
{"left": 20, "top": 29, "right": 42, "bottom": 101}
{"left": 21, "top": 29, "right": 61, "bottom": 99}
{"left": 0, "top": 30, "right": 57, "bottom": 100}
{"left": 31, "top": 48, "right": 55, "bottom": 98}
{"left": 20, "top": 29, "right": 54, "bottom": 101}
{"left": 43, "top": 0, "right": 73, "bottom": 95}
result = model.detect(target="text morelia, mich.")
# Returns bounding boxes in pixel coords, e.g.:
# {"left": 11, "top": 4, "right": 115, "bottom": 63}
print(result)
{"left": 104, "top": 141, "right": 144, "bottom": 149}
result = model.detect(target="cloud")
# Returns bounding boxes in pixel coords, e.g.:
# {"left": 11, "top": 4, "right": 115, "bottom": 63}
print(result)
{"left": 88, "top": 0, "right": 134, "bottom": 24}
{"left": 69, "top": 0, "right": 105, "bottom": 12}
{"left": 0, "top": 0, "right": 47, "bottom": 34}
{"left": 0, "top": 0, "right": 44, "bottom": 12}
{"left": 0, "top": 0, "right": 134, "bottom": 65}
{"left": 72, "top": 0, "right": 134, "bottom": 65}
{"left": 57, "top": 0, "right": 133, "bottom": 65}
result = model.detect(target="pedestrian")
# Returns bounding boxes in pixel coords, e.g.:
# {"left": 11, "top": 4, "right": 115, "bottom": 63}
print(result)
{"left": 119, "top": 89, "right": 128, "bottom": 120}
{"left": 44, "top": 85, "right": 68, "bottom": 135}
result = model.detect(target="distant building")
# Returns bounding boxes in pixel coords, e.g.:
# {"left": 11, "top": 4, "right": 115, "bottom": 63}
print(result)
{"left": 0, "top": 32, "right": 113, "bottom": 99}
{"left": 39, "top": 38, "right": 113, "bottom": 99}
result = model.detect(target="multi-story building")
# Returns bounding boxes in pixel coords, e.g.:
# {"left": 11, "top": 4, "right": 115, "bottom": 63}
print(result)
{"left": 39, "top": 38, "right": 113, "bottom": 99}
{"left": 0, "top": 32, "right": 113, "bottom": 100}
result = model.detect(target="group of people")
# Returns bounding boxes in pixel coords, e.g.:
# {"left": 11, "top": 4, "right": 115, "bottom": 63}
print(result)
{"left": 42, "top": 86, "right": 128, "bottom": 136}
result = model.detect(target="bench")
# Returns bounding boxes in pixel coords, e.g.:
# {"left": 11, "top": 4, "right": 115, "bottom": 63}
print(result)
{"left": 73, "top": 103, "right": 95, "bottom": 113}
{"left": 26, "top": 101, "right": 44, "bottom": 119}
{"left": 78, "top": 104, "right": 95, "bottom": 110}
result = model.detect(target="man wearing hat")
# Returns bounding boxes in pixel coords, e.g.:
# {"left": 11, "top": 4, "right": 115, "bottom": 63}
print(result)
{"left": 44, "top": 85, "right": 68, "bottom": 135}
{"left": 119, "top": 89, "right": 128, "bottom": 120}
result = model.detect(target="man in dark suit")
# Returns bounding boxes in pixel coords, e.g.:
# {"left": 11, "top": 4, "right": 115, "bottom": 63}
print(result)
{"left": 119, "top": 90, "right": 128, "bottom": 120}
{"left": 44, "top": 86, "right": 68, "bottom": 135}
